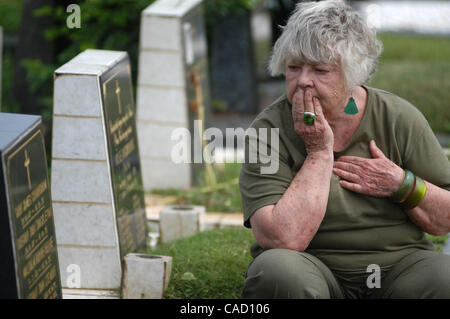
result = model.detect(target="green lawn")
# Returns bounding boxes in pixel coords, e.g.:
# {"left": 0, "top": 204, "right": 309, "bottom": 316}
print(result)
{"left": 426, "top": 234, "right": 450, "bottom": 253}
{"left": 147, "top": 227, "right": 254, "bottom": 299}
{"left": 377, "top": 34, "right": 450, "bottom": 62}
{"left": 368, "top": 33, "right": 450, "bottom": 134}
{"left": 147, "top": 228, "right": 447, "bottom": 299}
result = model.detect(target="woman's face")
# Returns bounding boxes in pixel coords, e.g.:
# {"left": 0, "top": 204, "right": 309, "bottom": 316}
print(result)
{"left": 285, "top": 58, "right": 349, "bottom": 118}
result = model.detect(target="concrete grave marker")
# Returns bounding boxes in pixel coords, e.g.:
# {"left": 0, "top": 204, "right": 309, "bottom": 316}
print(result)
{"left": 121, "top": 253, "right": 172, "bottom": 299}
{"left": 0, "top": 113, "right": 62, "bottom": 298}
{"left": 136, "top": 0, "right": 211, "bottom": 190}
{"left": 159, "top": 205, "right": 205, "bottom": 243}
{"left": 51, "top": 49, "right": 147, "bottom": 296}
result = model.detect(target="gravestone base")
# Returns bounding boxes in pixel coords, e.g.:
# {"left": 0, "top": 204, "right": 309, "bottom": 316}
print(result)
{"left": 63, "top": 252, "right": 173, "bottom": 299}
{"left": 62, "top": 289, "right": 120, "bottom": 299}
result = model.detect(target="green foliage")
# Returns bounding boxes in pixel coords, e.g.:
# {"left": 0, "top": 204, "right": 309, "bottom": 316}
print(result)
{"left": 368, "top": 33, "right": 450, "bottom": 134}
{"left": 426, "top": 233, "right": 449, "bottom": 245}
{"left": 10, "top": 0, "right": 154, "bottom": 119}
{"left": 37, "top": 0, "right": 152, "bottom": 67}
{"left": 151, "top": 163, "right": 243, "bottom": 213}
{"left": 369, "top": 61, "right": 450, "bottom": 134}
{"left": 426, "top": 233, "right": 449, "bottom": 253}
{"left": 378, "top": 33, "right": 450, "bottom": 62}
{"left": 0, "top": 0, "right": 24, "bottom": 33}
{"left": 149, "top": 227, "right": 254, "bottom": 298}
{"left": 0, "top": 0, "right": 24, "bottom": 113}
{"left": 20, "top": 58, "right": 55, "bottom": 119}
{"left": 1, "top": 53, "right": 21, "bottom": 113}
{"left": 204, "top": 0, "right": 260, "bottom": 20}
{"left": 211, "top": 98, "right": 228, "bottom": 112}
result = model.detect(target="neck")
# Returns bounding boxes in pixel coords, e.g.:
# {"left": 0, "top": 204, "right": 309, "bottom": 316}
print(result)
{"left": 325, "top": 86, "right": 367, "bottom": 131}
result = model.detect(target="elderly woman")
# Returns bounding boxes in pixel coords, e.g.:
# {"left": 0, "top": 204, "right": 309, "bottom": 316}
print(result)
{"left": 239, "top": 0, "right": 450, "bottom": 299}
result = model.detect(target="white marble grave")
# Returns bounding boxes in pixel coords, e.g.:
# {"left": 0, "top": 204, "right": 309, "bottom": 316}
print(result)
{"left": 136, "top": 0, "right": 210, "bottom": 190}
{"left": 51, "top": 49, "right": 147, "bottom": 296}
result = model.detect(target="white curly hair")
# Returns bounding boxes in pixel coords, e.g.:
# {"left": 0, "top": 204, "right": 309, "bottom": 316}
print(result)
{"left": 269, "top": 0, "right": 383, "bottom": 90}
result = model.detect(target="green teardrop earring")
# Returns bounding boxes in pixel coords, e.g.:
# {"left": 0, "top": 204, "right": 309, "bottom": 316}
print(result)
{"left": 344, "top": 96, "right": 358, "bottom": 115}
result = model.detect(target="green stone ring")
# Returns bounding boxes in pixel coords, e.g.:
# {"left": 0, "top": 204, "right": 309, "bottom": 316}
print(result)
{"left": 303, "top": 112, "right": 316, "bottom": 125}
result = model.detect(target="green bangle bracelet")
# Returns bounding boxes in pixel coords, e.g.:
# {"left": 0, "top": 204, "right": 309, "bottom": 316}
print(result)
{"left": 391, "top": 170, "right": 415, "bottom": 203}
{"left": 401, "top": 176, "right": 427, "bottom": 210}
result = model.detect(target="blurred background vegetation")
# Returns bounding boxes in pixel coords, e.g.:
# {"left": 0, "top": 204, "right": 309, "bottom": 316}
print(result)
{"left": 369, "top": 34, "right": 450, "bottom": 135}
{"left": 0, "top": 0, "right": 262, "bottom": 156}
{"left": 1, "top": 0, "right": 449, "bottom": 130}
{"left": 2, "top": 0, "right": 448, "bottom": 299}
{"left": 1, "top": 0, "right": 154, "bottom": 158}
{"left": 1, "top": 0, "right": 449, "bottom": 198}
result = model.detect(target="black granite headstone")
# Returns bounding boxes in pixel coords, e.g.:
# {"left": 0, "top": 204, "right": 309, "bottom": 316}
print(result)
{"left": 100, "top": 58, "right": 148, "bottom": 260}
{"left": 209, "top": 10, "right": 258, "bottom": 113}
{"left": 0, "top": 113, "right": 62, "bottom": 299}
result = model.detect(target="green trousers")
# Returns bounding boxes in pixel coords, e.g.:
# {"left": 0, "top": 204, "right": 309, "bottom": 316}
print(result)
{"left": 241, "top": 248, "right": 450, "bottom": 299}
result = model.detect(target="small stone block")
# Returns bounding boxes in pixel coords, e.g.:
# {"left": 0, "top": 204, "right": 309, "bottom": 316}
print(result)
{"left": 121, "top": 253, "right": 172, "bottom": 299}
{"left": 159, "top": 205, "right": 205, "bottom": 243}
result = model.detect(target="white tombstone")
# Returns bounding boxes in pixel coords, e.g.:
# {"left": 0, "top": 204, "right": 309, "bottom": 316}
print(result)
{"left": 51, "top": 49, "right": 148, "bottom": 297}
{"left": 136, "top": 0, "right": 211, "bottom": 191}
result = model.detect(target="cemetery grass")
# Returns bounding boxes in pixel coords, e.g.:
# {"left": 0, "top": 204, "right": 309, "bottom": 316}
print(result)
{"left": 368, "top": 33, "right": 450, "bottom": 134}
{"left": 426, "top": 234, "right": 450, "bottom": 253}
{"left": 147, "top": 227, "right": 254, "bottom": 299}
{"left": 146, "top": 229, "right": 447, "bottom": 299}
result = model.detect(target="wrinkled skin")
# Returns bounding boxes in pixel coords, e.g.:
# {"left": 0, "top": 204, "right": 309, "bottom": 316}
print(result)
{"left": 333, "top": 140, "right": 405, "bottom": 197}
{"left": 286, "top": 59, "right": 404, "bottom": 196}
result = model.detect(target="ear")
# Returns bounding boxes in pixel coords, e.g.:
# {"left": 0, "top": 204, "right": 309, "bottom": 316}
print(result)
{"left": 370, "top": 140, "right": 385, "bottom": 159}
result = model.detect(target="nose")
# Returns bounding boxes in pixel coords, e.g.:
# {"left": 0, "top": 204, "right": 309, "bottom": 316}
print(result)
{"left": 297, "top": 66, "right": 314, "bottom": 89}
